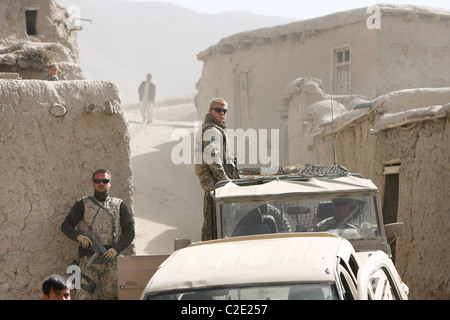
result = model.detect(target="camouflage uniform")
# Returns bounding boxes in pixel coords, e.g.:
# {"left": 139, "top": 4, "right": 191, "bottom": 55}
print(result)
{"left": 75, "top": 196, "right": 122, "bottom": 299}
{"left": 61, "top": 195, "right": 135, "bottom": 300}
{"left": 195, "top": 113, "right": 235, "bottom": 240}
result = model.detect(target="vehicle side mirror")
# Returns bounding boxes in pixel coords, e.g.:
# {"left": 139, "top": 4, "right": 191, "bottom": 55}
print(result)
{"left": 385, "top": 222, "right": 404, "bottom": 241}
{"left": 174, "top": 238, "right": 192, "bottom": 251}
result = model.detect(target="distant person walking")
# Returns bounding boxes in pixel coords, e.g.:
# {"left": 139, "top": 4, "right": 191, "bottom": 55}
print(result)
{"left": 138, "top": 73, "right": 156, "bottom": 123}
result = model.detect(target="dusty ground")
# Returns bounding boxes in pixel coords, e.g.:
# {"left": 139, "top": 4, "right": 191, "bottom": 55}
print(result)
{"left": 124, "top": 103, "right": 204, "bottom": 255}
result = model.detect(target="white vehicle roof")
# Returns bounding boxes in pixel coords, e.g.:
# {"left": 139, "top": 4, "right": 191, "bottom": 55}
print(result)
{"left": 214, "top": 176, "right": 379, "bottom": 200}
{"left": 144, "top": 233, "right": 357, "bottom": 294}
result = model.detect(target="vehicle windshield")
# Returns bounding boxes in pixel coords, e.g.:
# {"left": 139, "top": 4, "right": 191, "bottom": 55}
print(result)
{"left": 145, "top": 283, "right": 338, "bottom": 300}
{"left": 218, "top": 193, "right": 381, "bottom": 241}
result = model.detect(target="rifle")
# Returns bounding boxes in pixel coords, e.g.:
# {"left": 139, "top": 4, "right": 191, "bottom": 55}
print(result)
{"left": 224, "top": 157, "right": 240, "bottom": 180}
{"left": 86, "top": 233, "right": 107, "bottom": 267}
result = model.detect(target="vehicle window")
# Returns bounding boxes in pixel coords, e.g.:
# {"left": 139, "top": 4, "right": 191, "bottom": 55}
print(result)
{"left": 145, "top": 283, "right": 339, "bottom": 300}
{"left": 219, "top": 193, "right": 381, "bottom": 243}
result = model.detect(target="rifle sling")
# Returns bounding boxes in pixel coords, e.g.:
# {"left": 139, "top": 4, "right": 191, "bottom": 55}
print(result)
{"left": 86, "top": 196, "right": 118, "bottom": 242}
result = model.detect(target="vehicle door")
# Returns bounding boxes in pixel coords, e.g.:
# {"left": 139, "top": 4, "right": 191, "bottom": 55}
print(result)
{"left": 356, "top": 251, "right": 408, "bottom": 300}
{"left": 117, "top": 255, "right": 169, "bottom": 300}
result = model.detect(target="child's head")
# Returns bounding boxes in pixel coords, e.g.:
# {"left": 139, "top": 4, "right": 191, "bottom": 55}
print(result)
{"left": 48, "top": 64, "right": 58, "bottom": 77}
{"left": 42, "top": 274, "right": 71, "bottom": 300}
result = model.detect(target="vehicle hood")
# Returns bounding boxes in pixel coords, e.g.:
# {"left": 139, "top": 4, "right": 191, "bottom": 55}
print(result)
{"left": 146, "top": 234, "right": 350, "bottom": 293}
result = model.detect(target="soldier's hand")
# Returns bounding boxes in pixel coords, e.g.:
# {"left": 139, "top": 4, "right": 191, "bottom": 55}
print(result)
{"left": 104, "top": 248, "right": 118, "bottom": 261}
{"left": 76, "top": 235, "right": 92, "bottom": 248}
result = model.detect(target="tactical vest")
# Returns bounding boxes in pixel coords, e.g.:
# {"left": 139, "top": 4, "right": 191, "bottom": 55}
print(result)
{"left": 196, "top": 120, "right": 231, "bottom": 163}
{"left": 195, "top": 122, "right": 229, "bottom": 183}
{"left": 77, "top": 196, "right": 122, "bottom": 247}
{"left": 202, "top": 122, "right": 228, "bottom": 153}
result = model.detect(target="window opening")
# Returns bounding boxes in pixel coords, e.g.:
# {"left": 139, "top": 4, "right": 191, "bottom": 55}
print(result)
{"left": 237, "top": 68, "right": 253, "bottom": 129}
{"left": 333, "top": 47, "right": 351, "bottom": 95}
{"left": 25, "top": 10, "right": 38, "bottom": 35}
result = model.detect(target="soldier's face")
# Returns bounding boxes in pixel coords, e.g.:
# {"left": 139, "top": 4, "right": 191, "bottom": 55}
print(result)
{"left": 209, "top": 103, "right": 227, "bottom": 122}
{"left": 92, "top": 172, "right": 112, "bottom": 193}
{"left": 332, "top": 199, "right": 350, "bottom": 222}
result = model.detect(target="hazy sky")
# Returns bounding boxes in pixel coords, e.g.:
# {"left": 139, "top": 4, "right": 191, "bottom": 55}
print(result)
{"left": 122, "top": 0, "right": 450, "bottom": 20}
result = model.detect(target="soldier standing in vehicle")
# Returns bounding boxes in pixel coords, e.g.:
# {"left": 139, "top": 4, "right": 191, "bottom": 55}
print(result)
{"left": 195, "top": 97, "right": 239, "bottom": 241}
{"left": 61, "top": 168, "right": 135, "bottom": 299}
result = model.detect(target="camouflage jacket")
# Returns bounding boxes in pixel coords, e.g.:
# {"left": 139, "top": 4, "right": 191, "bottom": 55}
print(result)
{"left": 195, "top": 113, "right": 233, "bottom": 192}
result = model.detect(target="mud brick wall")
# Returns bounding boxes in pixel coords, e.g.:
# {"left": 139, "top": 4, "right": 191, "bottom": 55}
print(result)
{"left": 0, "top": 79, "right": 135, "bottom": 299}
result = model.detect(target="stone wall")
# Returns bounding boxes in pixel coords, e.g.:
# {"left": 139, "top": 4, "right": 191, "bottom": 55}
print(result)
{"left": 0, "top": 79, "right": 135, "bottom": 299}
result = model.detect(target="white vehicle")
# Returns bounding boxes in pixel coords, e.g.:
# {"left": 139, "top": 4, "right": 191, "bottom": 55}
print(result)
{"left": 213, "top": 165, "right": 404, "bottom": 255}
{"left": 119, "top": 165, "right": 409, "bottom": 300}
{"left": 140, "top": 233, "right": 409, "bottom": 300}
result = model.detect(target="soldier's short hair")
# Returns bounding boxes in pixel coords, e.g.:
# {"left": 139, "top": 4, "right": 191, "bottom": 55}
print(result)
{"left": 210, "top": 97, "right": 228, "bottom": 108}
{"left": 92, "top": 168, "right": 111, "bottom": 180}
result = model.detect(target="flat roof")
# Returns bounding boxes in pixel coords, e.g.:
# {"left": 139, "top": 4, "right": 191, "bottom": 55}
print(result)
{"left": 198, "top": 4, "right": 450, "bottom": 61}
{"left": 146, "top": 233, "right": 353, "bottom": 293}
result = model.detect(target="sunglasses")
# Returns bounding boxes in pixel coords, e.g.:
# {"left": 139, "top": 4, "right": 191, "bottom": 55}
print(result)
{"left": 210, "top": 107, "right": 228, "bottom": 114}
{"left": 93, "top": 179, "right": 110, "bottom": 184}
{"left": 333, "top": 201, "right": 348, "bottom": 206}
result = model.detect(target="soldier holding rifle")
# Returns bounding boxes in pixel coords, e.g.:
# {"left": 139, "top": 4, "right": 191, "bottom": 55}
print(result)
{"left": 61, "top": 168, "right": 135, "bottom": 299}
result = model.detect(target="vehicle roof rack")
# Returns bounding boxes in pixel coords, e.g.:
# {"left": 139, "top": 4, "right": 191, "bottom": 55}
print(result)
{"left": 295, "top": 164, "right": 353, "bottom": 176}
{"left": 215, "top": 164, "right": 363, "bottom": 188}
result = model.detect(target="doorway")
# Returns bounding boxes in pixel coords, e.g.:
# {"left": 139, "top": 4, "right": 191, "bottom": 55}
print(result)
{"left": 25, "top": 10, "right": 38, "bottom": 35}
{"left": 383, "top": 161, "right": 401, "bottom": 262}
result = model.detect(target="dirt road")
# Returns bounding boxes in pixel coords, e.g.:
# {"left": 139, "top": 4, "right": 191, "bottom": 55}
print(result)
{"left": 124, "top": 103, "right": 203, "bottom": 255}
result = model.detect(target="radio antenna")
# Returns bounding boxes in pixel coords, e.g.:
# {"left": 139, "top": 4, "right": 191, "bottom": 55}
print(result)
{"left": 330, "top": 93, "right": 337, "bottom": 166}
